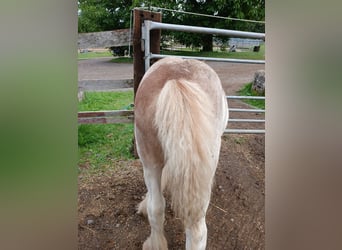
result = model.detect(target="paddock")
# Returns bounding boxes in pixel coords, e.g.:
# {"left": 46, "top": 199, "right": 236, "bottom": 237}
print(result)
{"left": 78, "top": 60, "right": 265, "bottom": 249}
{"left": 78, "top": 134, "right": 264, "bottom": 249}
{"left": 78, "top": 9, "right": 265, "bottom": 249}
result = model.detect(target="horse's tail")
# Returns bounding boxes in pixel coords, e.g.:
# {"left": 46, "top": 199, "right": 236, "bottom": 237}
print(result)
{"left": 155, "top": 79, "right": 217, "bottom": 227}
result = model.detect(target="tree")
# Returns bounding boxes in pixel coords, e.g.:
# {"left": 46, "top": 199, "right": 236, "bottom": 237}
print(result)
{"left": 78, "top": 0, "right": 265, "bottom": 51}
{"left": 159, "top": 0, "right": 265, "bottom": 51}
{"left": 132, "top": 0, "right": 264, "bottom": 51}
{"left": 78, "top": 0, "right": 133, "bottom": 33}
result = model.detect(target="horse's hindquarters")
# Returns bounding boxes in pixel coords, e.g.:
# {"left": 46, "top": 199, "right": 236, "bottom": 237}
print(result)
{"left": 134, "top": 57, "right": 228, "bottom": 250}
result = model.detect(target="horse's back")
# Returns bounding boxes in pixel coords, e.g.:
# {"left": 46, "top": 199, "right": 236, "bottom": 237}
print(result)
{"left": 137, "top": 57, "right": 223, "bottom": 98}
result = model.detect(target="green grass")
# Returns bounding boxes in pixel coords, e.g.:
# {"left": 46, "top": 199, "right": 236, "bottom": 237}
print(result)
{"left": 108, "top": 47, "right": 263, "bottom": 64}
{"left": 161, "top": 44, "right": 265, "bottom": 60}
{"left": 110, "top": 57, "right": 133, "bottom": 63}
{"left": 78, "top": 91, "right": 134, "bottom": 173}
{"left": 78, "top": 44, "right": 264, "bottom": 61}
{"left": 78, "top": 51, "right": 113, "bottom": 59}
{"left": 238, "top": 83, "right": 265, "bottom": 109}
{"left": 78, "top": 91, "right": 134, "bottom": 111}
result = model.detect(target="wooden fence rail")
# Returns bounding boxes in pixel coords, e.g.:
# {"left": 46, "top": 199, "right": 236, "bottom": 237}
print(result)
{"left": 78, "top": 110, "right": 134, "bottom": 124}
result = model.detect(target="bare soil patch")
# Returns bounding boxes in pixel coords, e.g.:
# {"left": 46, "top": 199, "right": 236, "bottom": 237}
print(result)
{"left": 78, "top": 134, "right": 264, "bottom": 249}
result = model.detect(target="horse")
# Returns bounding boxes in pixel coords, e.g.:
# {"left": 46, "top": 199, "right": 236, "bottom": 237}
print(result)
{"left": 134, "top": 57, "right": 229, "bottom": 250}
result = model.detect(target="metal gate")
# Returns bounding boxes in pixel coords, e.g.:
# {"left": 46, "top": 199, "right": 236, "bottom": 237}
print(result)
{"left": 141, "top": 20, "right": 265, "bottom": 134}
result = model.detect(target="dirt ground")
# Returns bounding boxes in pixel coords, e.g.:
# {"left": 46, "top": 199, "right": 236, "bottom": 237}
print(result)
{"left": 78, "top": 58, "right": 265, "bottom": 249}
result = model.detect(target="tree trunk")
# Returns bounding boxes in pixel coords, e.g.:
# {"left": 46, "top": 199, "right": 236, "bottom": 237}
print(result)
{"left": 202, "top": 34, "right": 213, "bottom": 52}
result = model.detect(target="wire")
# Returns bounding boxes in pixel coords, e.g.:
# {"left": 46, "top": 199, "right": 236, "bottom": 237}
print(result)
{"left": 134, "top": 6, "right": 265, "bottom": 24}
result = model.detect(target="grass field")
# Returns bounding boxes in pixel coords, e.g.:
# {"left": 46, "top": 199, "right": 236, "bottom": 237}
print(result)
{"left": 161, "top": 44, "right": 265, "bottom": 60}
{"left": 78, "top": 50, "right": 113, "bottom": 59}
{"left": 110, "top": 57, "right": 134, "bottom": 63}
{"left": 78, "top": 91, "right": 134, "bottom": 173}
{"left": 79, "top": 44, "right": 265, "bottom": 62}
{"left": 237, "top": 83, "right": 265, "bottom": 109}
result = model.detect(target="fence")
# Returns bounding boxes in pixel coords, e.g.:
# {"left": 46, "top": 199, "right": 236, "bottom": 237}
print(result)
{"left": 78, "top": 9, "right": 265, "bottom": 134}
{"left": 140, "top": 19, "right": 265, "bottom": 134}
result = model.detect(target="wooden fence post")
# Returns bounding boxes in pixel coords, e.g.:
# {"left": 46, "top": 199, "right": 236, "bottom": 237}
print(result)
{"left": 133, "top": 9, "right": 162, "bottom": 158}
{"left": 133, "top": 9, "right": 161, "bottom": 95}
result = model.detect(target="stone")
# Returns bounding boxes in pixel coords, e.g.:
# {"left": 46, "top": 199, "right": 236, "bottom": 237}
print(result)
{"left": 252, "top": 70, "right": 265, "bottom": 95}
{"left": 87, "top": 219, "right": 94, "bottom": 225}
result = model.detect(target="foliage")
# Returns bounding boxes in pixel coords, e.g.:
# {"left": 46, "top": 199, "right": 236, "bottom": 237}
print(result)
{"left": 238, "top": 82, "right": 265, "bottom": 109}
{"left": 78, "top": 0, "right": 133, "bottom": 33}
{"left": 108, "top": 46, "right": 130, "bottom": 56}
{"left": 78, "top": 0, "right": 265, "bottom": 51}
{"left": 158, "top": 0, "right": 265, "bottom": 51}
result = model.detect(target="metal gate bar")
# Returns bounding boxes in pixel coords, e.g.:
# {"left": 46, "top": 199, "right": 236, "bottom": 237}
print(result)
{"left": 225, "top": 129, "right": 265, "bottom": 134}
{"left": 150, "top": 53, "right": 265, "bottom": 65}
{"left": 229, "top": 108, "right": 265, "bottom": 113}
{"left": 229, "top": 119, "right": 265, "bottom": 123}
{"left": 227, "top": 95, "right": 265, "bottom": 100}
{"left": 149, "top": 21, "right": 264, "bottom": 38}
{"left": 142, "top": 20, "right": 265, "bottom": 71}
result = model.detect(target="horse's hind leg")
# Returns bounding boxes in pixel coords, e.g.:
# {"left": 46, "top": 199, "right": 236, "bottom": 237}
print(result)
{"left": 185, "top": 217, "right": 208, "bottom": 250}
{"left": 141, "top": 165, "right": 167, "bottom": 250}
{"left": 135, "top": 125, "right": 167, "bottom": 249}
{"left": 185, "top": 136, "right": 222, "bottom": 250}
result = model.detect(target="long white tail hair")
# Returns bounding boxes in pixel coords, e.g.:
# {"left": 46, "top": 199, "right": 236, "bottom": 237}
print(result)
{"left": 154, "top": 78, "right": 217, "bottom": 227}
